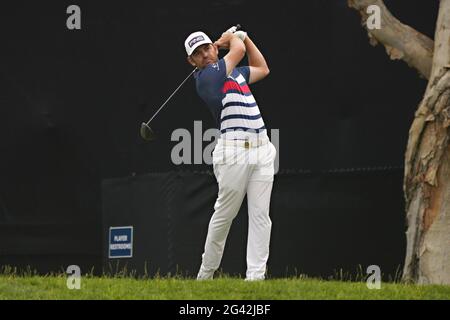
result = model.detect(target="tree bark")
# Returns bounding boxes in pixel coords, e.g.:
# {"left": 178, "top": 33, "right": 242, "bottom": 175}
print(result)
{"left": 349, "top": 0, "right": 450, "bottom": 284}
{"left": 403, "top": 0, "right": 450, "bottom": 284}
{"left": 347, "top": 0, "right": 434, "bottom": 79}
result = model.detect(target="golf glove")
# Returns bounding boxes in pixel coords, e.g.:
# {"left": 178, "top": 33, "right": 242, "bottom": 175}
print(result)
{"left": 225, "top": 26, "right": 247, "bottom": 42}
{"left": 234, "top": 30, "right": 247, "bottom": 42}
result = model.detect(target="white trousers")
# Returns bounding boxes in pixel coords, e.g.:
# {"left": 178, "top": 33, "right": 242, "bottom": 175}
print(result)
{"left": 197, "top": 138, "right": 277, "bottom": 280}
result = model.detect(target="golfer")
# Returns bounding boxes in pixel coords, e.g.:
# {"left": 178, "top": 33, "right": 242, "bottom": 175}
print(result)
{"left": 184, "top": 27, "right": 276, "bottom": 281}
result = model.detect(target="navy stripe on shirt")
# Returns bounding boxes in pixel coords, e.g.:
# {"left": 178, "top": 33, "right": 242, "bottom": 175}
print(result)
{"left": 223, "top": 101, "right": 258, "bottom": 109}
{"left": 221, "top": 114, "right": 262, "bottom": 121}
{"left": 220, "top": 126, "right": 266, "bottom": 133}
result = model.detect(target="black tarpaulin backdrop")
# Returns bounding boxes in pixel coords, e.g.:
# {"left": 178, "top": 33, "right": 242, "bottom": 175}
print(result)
{"left": 102, "top": 169, "right": 404, "bottom": 278}
{"left": 0, "top": 0, "right": 438, "bottom": 277}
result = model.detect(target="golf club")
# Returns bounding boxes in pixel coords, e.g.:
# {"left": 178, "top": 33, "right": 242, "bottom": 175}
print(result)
{"left": 140, "top": 24, "right": 241, "bottom": 141}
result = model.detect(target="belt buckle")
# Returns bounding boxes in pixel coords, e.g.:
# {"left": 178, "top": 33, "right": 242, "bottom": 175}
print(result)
{"left": 244, "top": 141, "right": 250, "bottom": 149}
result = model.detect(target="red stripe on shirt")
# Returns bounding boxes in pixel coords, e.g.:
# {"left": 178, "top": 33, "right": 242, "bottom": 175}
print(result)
{"left": 222, "top": 80, "right": 250, "bottom": 94}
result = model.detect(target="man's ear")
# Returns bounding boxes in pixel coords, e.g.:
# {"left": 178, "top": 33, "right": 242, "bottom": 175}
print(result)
{"left": 187, "top": 56, "right": 196, "bottom": 67}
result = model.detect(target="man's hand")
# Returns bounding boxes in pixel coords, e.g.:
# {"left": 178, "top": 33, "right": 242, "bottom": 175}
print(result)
{"left": 215, "top": 25, "right": 247, "bottom": 49}
{"left": 214, "top": 32, "right": 235, "bottom": 50}
{"left": 225, "top": 25, "right": 238, "bottom": 33}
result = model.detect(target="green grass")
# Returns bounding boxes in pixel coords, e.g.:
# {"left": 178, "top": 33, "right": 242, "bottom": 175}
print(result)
{"left": 0, "top": 274, "right": 449, "bottom": 300}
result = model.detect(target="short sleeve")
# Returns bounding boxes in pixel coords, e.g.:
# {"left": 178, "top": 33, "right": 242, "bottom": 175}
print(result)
{"left": 197, "top": 59, "right": 227, "bottom": 93}
{"left": 236, "top": 66, "right": 250, "bottom": 83}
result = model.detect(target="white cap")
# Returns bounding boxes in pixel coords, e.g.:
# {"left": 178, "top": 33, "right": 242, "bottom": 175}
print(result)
{"left": 184, "top": 31, "right": 213, "bottom": 56}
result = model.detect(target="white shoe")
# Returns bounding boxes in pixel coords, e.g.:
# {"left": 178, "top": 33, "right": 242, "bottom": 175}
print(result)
{"left": 197, "top": 269, "right": 214, "bottom": 280}
{"left": 244, "top": 277, "right": 264, "bottom": 281}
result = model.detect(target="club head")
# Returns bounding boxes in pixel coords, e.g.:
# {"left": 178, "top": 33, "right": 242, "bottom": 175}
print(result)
{"left": 140, "top": 122, "right": 156, "bottom": 141}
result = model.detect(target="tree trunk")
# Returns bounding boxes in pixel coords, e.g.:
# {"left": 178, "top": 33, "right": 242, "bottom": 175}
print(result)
{"left": 348, "top": 0, "right": 450, "bottom": 284}
{"left": 403, "top": 0, "right": 450, "bottom": 284}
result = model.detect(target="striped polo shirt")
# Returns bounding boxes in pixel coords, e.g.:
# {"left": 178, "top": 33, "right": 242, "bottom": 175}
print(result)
{"left": 195, "top": 58, "right": 267, "bottom": 140}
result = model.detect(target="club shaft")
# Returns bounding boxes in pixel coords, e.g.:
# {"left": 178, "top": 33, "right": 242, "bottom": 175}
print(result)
{"left": 146, "top": 68, "right": 197, "bottom": 125}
